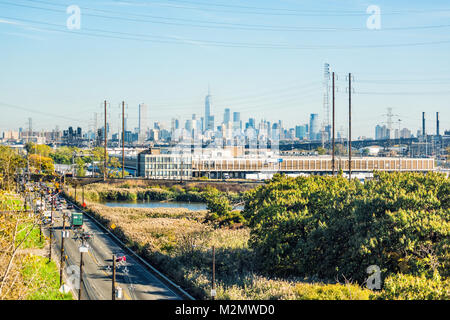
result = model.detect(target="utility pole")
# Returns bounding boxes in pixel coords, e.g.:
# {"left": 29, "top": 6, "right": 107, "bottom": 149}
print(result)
{"left": 59, "top": 210, "right": 66, "bottom": 286}
{"left": 332, "top": 72, "right": 336, "bottom": 176}
{"left": 78, "top": 238, "right": 89, "bottom": 301}
{"left": 112, "top": 254, "right": 116, "bottom": 300}
{"left": 49, "top": 194, "right": 53, "bottom": 262}
{"left": 74, "top": 184, "right": 77, "bottom": 203}
{"left": 104, "top": 100, "right": 107, "bottom": 182}
{"left": 122, "top": 101, "right": 125, "bottom": 179}
{"left": 348, "top": 73, "right": 352, "bottom": 181}
{"left": 79, "top": 247, "right": 84, "bottom": 301}
{"left": 82, "top": 184, "right": 84, "bottom": 206}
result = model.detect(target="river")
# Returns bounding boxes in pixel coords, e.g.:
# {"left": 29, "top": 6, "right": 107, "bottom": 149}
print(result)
{"left": 102, "top": 200, "right": 208, "bottom": 211}
{"left": 102, "top": 200, "right": 244, "bottom": 211}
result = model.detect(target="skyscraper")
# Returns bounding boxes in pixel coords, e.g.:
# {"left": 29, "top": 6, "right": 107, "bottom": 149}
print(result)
{"left": 224, "top": 108, "right": 231, "bottom": 124}
{"left": 248, "top": 118, "right": 255, "bottom": 129}
{"left": 309, "top": 114, "right": 319, "bottom": 140}
{"left": 295, "top": 125, "right": 307, "bottom": 140}
{"left": 232, "top": 112, "right": 241, "bottom": 132}
{"left": 138, "top": 103, "right": 148, "bottom": 140}
{"left": 204, "top": 88, "right": 214, "bottom": 131}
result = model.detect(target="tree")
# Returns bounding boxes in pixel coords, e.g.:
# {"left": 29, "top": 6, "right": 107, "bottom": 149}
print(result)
{"left": 0, "top": 146, "right": 25, "bottom": 191}
{"left": 316, "top": 147, "right": 327, "bottom": 155}
{"left": 50, "top": 146, "right": 80, "bottom": 164}
{"left": 203, "top": 187, "right": 245, "bottom": 227}
{"left": 28, "top": 154, "right": 55, "bottom": 175}
{"left": 25, "top": 143, "right": 53, "bottom": 158}
{"left": 75, "top": 157, "right": 86, "bottom": 177}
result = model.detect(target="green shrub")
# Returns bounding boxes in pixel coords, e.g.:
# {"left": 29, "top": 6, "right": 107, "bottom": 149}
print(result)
{"left": 243, "top": 172, "right": 450, "bottom": 282}
{"left": 376, "top": 273, "right": 449, "bottom": 300}
{"left": 204, "top": 188, "right": 246, "bottom": 227}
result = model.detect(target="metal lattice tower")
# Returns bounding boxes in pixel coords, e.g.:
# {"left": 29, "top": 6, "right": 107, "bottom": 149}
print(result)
{"left": 322, "top": 63, "right": 331, "bottom": 143}
{"left": 383, "top": 108, "right": 398, "bottom": 139}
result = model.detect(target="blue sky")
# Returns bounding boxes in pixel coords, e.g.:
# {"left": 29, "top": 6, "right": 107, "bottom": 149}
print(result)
{"left": 0, "top": 0, "right": 449, "bottom": 138}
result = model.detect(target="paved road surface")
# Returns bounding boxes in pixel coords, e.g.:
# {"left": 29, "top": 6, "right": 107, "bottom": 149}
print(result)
{"left": 47, "top": 203, "right": 183, "bottom": 300}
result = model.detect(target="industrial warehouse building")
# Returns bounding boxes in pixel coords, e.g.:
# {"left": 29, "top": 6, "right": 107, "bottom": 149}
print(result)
{"left": 113, "top": 148, "right": 435, "bottom": 180}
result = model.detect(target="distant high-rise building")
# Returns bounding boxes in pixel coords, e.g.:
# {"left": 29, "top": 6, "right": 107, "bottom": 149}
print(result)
{"left": 295, "top": 125, "right": 307, "bottom": 140}
{"left": 224, "top": 108, "right": 231, "bottom": 124}
{"left": 309, "top": 114, "right": 319, "bottom": 140}
{"left": 248, "top": 118, "right": 255, "bottom": 129}
{"left": 138, "top": 103, "right": 148, "bottom": 140}
{"left": 400, "top": 128, "right": 412, "bottom": 139}
{"left": 375, "top": 124, "right": 390, "bottom": 140}
{"left": 232, "top": 112, "right": 241, "bottom": 132}
{"left": 204, "top": 88, "right": 214, "bottom": 131}
{"left": 233, "top": 112, "right": 240, "bottom": 123}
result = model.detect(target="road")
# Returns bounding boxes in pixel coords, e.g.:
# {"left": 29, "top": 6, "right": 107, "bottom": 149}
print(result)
{"left": 47, "top": 201, "right": 185, "bottom": 300}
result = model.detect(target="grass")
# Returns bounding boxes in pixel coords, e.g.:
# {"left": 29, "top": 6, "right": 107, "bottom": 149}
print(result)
{"left": 1, "top": 191, "right": 72, "bottom": 300}
{"left": 71, "top": 196, "right": 374, "bottom": 300}
{"left": 21, "top": 255, "right": 72, "bottom": 300}
{"left": 16, "top": 223, "right": 45, "bottom": 249}
{"left": 0, "top": 191, "right": 24, "bottom": 210}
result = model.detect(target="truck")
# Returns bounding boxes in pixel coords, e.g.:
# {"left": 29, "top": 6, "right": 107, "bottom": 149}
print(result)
{"left": 70, "top": 212, "right": 84, "bottom": 229}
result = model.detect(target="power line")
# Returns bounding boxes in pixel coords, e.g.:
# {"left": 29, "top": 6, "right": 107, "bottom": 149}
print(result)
{"left": 11, "top": 0, "right": 450, "bottom": 33}
{"left": 0, "top": 102, "right": 84, "bottom": 123}
{"left": 117, "top": 0, "right": 450, "bottom": 17}
{"left": 10, "top": 0, "right": 450, "bottom": 32}
{"left": 354, "top": 91, "right": 450, "bottom": 95}
{"left": 3, "top": 15, "right": 450, "bottom": 50}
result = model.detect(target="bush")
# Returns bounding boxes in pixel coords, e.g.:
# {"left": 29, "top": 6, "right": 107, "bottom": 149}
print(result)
{"left": 204, "top": 188, "right": 245, "bottom": 227}
{"left": 376, "top": 273, "right": 449, "bottom": 300}
{"left": 243, "top": 172, "right": 450, "bottom": 283}
{"left": 294, "top": 282, "right": 372, "bottom": 300}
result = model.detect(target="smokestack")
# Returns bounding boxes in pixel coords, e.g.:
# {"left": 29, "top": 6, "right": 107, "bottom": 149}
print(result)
{"left": 422, "top": 112, "right": 426, "bottom": 137}
{"left": 436, "top": 112, "right": 440, "bottom": 136}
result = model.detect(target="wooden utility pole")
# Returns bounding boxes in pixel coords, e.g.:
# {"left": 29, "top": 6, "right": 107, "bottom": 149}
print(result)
{"left": 79, "top": 249, "right": 84, "bottom": 300}
{"left": 112, "top": 254, "right": 116, "bottom": 300}
{"left": 348, "top": 73, "right": 352, "bottom": 181}
{"left": 104, "top": 100, "right": 107, "bottom": 181}
{"left": 122, "top": 101, "right": 125, "bottom": 179}
{"left": 332, "top": 72, "right": 336, "bottom": 176}
{"left": 59, "top": 210, "right": 66, "bottom": 286}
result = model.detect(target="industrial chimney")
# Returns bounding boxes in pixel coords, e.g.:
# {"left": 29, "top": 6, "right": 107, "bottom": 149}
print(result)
{"left": 436, "top": 112, "right": 440, "bottom": 136}
{"left": 422, "top": 112, "right": 426, "bottom": 137}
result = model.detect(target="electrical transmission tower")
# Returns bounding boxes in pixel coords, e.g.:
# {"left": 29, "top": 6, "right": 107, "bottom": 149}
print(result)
{"left": 321, "top": 63, "right": 331, "bottom": 146}
{"left": 383, "top": 108, "right": 399, "bottom": 139}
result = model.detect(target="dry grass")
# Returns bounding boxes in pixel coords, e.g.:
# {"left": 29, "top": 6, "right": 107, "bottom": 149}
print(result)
{"left": 76, "top": 198, "right": 372, "bottom": 300}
